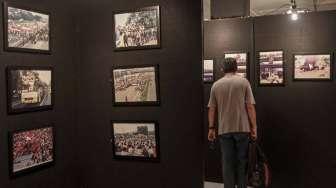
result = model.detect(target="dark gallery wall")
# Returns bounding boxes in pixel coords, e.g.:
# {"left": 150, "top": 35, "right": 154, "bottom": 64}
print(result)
{"left": 0, "top": 0, "right": 79, "bottom": 188}
{"left": 204, "top": 11, "right": 336, "bottom": 187}
{"left": 75, "top": 0, "right": 203, "bottom": 188}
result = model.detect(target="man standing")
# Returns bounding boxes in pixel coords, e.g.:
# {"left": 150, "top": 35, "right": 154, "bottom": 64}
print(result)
{"left": 208, "top": 58, "right": 257, "bottom": 188}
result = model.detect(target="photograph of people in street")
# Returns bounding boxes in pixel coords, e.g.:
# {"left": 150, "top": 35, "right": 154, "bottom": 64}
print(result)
{"left": 7, "top": 6, "right": 50, "bottom": 51}
{"left": 294, "top": 54, "right": 331, "bottom": 80}
{"left": 203, "top": 60, "right": 214, "bottom": 82}
{"left": 8, "top": 69, "right": 52, "bottom": 112}
{"left": 224, "top": 53, "right": 248, "bottom": 78}
{"left": 114, "top": 6, "right": 160, "bottom": 49}
{"left": 259, "top": 51, "right": 284, "bottom": 85}
{"left": 113, "top": 123, "right": 158, "bottom": 159}
{"left": 11, "top": 127, "right": 54, "bottom": 174}
{"left": 113, "top": 66, "right": 158, "bottom": 104}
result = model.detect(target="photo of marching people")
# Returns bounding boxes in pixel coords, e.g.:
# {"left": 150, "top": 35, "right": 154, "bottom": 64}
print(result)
{"left": 7, "top": 67, "right": 53, "bottom": 113}
{"left": 114, "top": 6, "right": 160, "bottom": 50}
{"left": 203, "top": 60, "right": 214, "bottom": 82}
{"left": 112, "top": 66, "right": 159, "bottom": 105}
{"left": 5, "top": 3, "right": 50, "bottom": 52}
{"left": 10, "top": 127, "right": 54, "bottom": 175}
{"left": 224, "top": 53, "right": 248, "bottom": 78}
{"left": 259, "top": 51, "right": 284, "bottom": 85}
{"left": 112, "top": 122, "right": 159, "bottom": 160}
{"left": 294, "top": 54, "right": 331, "bottom": 80}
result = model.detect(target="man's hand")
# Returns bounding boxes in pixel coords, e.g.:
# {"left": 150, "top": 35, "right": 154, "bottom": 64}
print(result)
{"left": 250, "top": 129, "right": 257, "bottom": 140}
{"left": 208, "top": 129, "right": 216, "bottom": 141}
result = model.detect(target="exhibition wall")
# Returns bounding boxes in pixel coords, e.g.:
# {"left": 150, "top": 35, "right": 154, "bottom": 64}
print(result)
{"left": 0, "top": 0, "right": 78, "bottom": 188}
{"left": 204, "top": 11, "right": 336, "bottom": 187}
{"left": 75, "top": 0, "right": 204, "bottom": 188}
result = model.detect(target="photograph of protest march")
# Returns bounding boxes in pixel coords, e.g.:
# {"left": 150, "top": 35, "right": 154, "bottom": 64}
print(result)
{"left": 258, "top": 51, "right": 285, "bottom": 85}
{"left": 203, "top": 60, "right": 214, "bottom": 82}
{"left": 224, "top": 53, "right": 248, "bottom": 78}
{"left": 9, "top": 126, "right": 55, "bottom": 176}
{"left": 4, "top": 2, "right": 50, "bottom": 53}
{"left": 114, "top": 6, "right": 160, "bottom": 50}
{"left": 112, "top": 65, "right": 159, "bottom": 105}
{"left": 111, "top": 121, "right": 160, "bottom": 161}
{"left": 294, "top": 54, "right": 332, "bottom": 80}
{"left": 7, "top": 67, "right": 53, "bottom": 114}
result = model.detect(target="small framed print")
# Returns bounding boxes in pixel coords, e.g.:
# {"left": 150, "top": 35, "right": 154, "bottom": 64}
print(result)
{"left": 258, "top": 50, "right": 285, "bottom": 86}
{"left": 113, "top": 6, "right": 161, "bottom": 51}
{"left": 293, "top": 53, "right": 333, "bottom": 81}
{"left": 203, "top": 59, "right": 214, "bottom": 83}
{"left": 111, "top": 65, "right": 160, "bottom": 106}
{"left": 111, "top": 121, "right": 160, "bottom": 162}
{"left": 3, "top": 2, "right": 51, "bottom": 53}
{"left": 9, "top": 126, "right": 55, "bottom": 177}
{"left": 224, "top": 52, "right": 248, "bottom": 78}
{"left": 7, "top": 66, "right": 54, "bottom": 114}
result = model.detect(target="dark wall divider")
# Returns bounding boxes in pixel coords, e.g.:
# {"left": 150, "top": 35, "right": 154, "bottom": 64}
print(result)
{"left": 204, "top": 11, "right": 336, "bottom": 187}
{"left": 0, "top": 0, "right": 79, "bottom": 188}
{"left": 75, "top": 0, "right": 203, "bottom": 188}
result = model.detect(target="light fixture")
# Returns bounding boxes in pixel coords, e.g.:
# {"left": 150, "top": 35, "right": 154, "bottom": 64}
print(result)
{"left": 291, "top": 12, "right": 298, "bottom": 20}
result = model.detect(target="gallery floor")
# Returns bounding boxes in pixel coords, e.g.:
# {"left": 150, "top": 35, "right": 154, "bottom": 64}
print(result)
{"left": 204, "top": 182, "right": 223, "bottom": 188}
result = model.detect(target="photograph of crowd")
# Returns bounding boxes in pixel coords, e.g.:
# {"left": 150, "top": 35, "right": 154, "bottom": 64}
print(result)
{"left": 224, "top": 53, "right": 248, "bottom": 78}
{"left": 294, "top": 54, "right": 331, "bottom": 80}
{"left": 114, "top": 6, "right": 160, "bottom": 50}
{"left": 259, "top": 51, "right": 284, "bottom": 85}
{"left": 5, "top": 4, "right": 50, "bottom": 52}
{"left": 203, "top": 60, "right": 214, "bottom": 82}
{"left": 113, "top": 66, "right": 159, "bottom": 105}
{"left": 112, "top": 122, "right": 159, "bottom": 160}
{"left": 8, "top": 68, "right": 53, "bottom": 113}
{"left": 10, "top": 127, "right": 54, "bottom": 175}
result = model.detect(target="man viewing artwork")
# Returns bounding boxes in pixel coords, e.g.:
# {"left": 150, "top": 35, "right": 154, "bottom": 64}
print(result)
{"left": 207, "top": 58, "right": 257, "bottom": 188}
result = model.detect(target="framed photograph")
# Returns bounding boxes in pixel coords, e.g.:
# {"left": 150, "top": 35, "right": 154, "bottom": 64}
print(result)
{"left": 3, "top": 2, "right": 51, "bottom": 53}
{"left": 224, "top": 52, "right": 248, "bottom": 78}
{"left": 111, "top": 121, "right": 160, "bottom": 161}
{"left": 111, "top": 65, "right": 160, "bottom": 106}
{"left": 7, "top": 67, "right": 53, "bottom": 114}
{"left": 203, "top": 60, "right": 214, "bottom": 83}
{"left": 9, "top": 126, "right": 55, "bottom": 177}
{"left": 294, "top": 53, "right": 332, "bottom": 80}
{"left": 258, "top": 50, "right": 285, "bottom": 86}
{"left": 113, "top": 6, "right": 161, "bottom": 51}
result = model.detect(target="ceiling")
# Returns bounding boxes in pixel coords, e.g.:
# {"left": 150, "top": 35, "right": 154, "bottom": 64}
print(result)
{"left": 251, "top": 0, "right": 336, "bottom": 16}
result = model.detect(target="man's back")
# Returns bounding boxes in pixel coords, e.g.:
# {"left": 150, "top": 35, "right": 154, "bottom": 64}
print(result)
{"left": 208, "top": 73, "right": 255, "bottom": 135}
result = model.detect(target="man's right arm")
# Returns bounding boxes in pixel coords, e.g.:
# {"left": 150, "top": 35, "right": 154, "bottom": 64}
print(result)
{"left": 246, "top": 103, "right": 257, "bottom": 139}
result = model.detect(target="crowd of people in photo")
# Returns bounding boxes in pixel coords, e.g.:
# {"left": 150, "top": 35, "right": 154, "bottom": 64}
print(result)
{"left": 116, "top": 13, "right": 158, "bottom": 47}
{"left": 13, "top": 128, "right": 53, "bottom": 169}
{"left": 114, "top": 133, "right": 157, "bottom": 158}
{"left": 8, "top": 21, "right": 49, "bottom": 48}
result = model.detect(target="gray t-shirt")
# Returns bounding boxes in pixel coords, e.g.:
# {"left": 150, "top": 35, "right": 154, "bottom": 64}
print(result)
{"left": 208, "top": 73, "right": 256, "bottom": 135}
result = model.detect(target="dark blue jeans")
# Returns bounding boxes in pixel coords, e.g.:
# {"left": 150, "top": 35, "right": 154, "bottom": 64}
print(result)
{"left": 218, "top": 133, "right": 250, "bottom": 188}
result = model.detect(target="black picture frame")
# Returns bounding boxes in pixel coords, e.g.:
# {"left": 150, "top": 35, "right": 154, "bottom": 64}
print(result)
{"left": 257, "top": 50, "right": 286, "bottom": 87}
{"left": 8, "top": 125, "right": 55, "bottom": 178}
{"left": 3, "top": 1, "right": 52, "bottom": 54}
{"left": 224, "top": 51, "right": 250, "bottom": 79}
{"left": 293, "top": 52, "right": 333, "bottom": 81}
{"left": 203, "top": 59, "right": 215, "bottom": 83}
{"left": 111, "top": 120, "right": 160, "bottom": 162}
{"left": 113, "top": 5, "right": 161, "bottom": 51}
{"left": 6, "top": 66, "right": 54, "bottom": 114}
{"left": 111, "top": 64, "right": 160, "bottom": 106}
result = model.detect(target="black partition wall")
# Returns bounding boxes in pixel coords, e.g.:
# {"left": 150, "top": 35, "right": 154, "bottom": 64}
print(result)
{"left": 0, "top": 0, "right": 78, "bottom": 188}
{"left": 75, "top": 0, "right": 203, "bottom": 188}
{"left": 204, "top": 11, "right": 336, "bottom": 187}
{"left": 0, "top": 0, "right": 204, "bottom": 188}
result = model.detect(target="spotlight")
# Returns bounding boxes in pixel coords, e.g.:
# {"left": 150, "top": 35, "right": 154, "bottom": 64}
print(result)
{"left": 291, "top": 12, "right": 298, "bottom": 20}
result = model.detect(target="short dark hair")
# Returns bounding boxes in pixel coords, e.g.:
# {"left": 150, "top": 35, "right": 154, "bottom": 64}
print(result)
{"left": 222, "top": 57, "right": 238, "bottom": 73}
